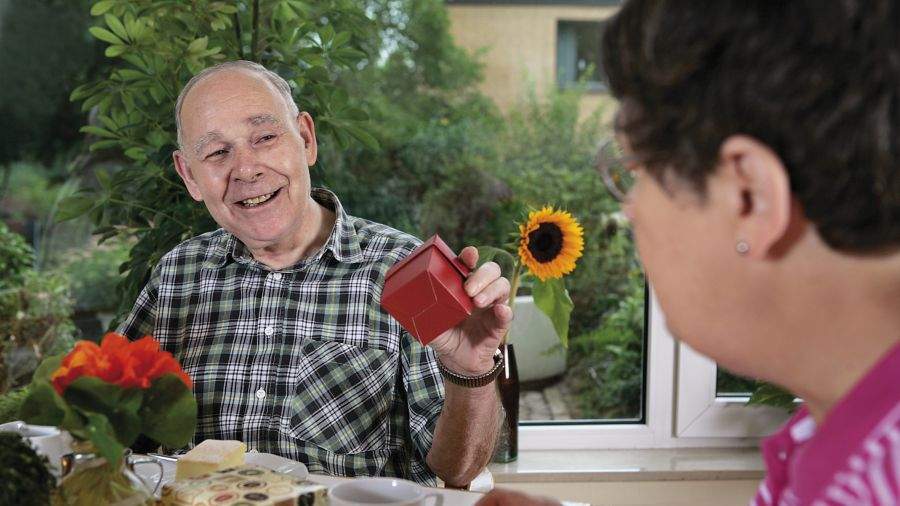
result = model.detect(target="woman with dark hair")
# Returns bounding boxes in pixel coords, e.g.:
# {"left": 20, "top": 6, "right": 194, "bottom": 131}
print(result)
{"left": 477, "top": 0, "right": 900, "bottom": 504}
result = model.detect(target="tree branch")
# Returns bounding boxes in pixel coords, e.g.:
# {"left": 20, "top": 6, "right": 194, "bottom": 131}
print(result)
{"left": 233, "top": 13, "right": 243, "bottom": 59}
{"left": 250, "top": 0, "right": 260, "bottom": 62}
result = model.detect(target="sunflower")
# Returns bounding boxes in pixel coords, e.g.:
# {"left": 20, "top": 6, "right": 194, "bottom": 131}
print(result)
{"left": 517, "top": 206, "right": 584, "bottom": 281}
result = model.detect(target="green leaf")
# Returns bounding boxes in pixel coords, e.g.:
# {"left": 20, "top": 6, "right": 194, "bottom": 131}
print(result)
{"left": 81, "top": 411, "right": 125, "bottom": 467}
{"left": 532, "top": 277, "right": 573, "bottom": 348}
{"left": 89, "top": 26, "right": 124, "bottom": 45}
{"left": 475, "top": 246, "right": 516, "bottom": 279}
{"left": 98, "top": 115, "right": 118, "bottom": 131}
{"left": 747, "top": 383, "right": 797, "bottom": 413}
{"left": 95, "top": 168, "right": 112, "bottom": 190}
{"left": 20, "top": 382, "right": 65, "bottom": 426}
{"left": 124, "top": 147, "right": 147, "bottom": 161}
{"left": 187, "top": 36, "right": 208, "bottom": 53}
{"left": 89, "top": 139, "right": 120, "bottom": 152}
{"left": 122, "top": 53, "right": 148, "bottom": 71}
{"left": 90, "top": 0, "right": 115, "bottom": 16}
{"left": 69, "top": 84, "right": 93, "bottom": 102}
{"left": 105, "top": 13, "right": 129, "bottom": 42}
{"left": 56, "top": 195, "right": 97, "bottom": 222}
{"left": 341, "top": 124, "right": 379, "bottom": 151}
{"left": 105, "top": 45, "right": 128, "bottom": 58}
{"left": 117, "top": 69, "right": 145, "bottom": 81}
{"left": 32, "top": 355, "right": 63, "bottom": 383}
{"left": 139, "top": 374, "right": 197, "bottom": 448}
{"left": 64, "top": 377, "right": 143, "bottom": 447}
{"left": 80, "top": 125, "right": 117, "bottom": 138}
{"left": 342, "top": 107, "right": 369, "bottom": 121}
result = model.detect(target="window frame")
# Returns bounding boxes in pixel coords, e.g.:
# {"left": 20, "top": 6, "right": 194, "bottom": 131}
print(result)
{"left": 519, "top": 288, "right": 790, "bottom": 450}
{"left": 555, "top": 19, "right": 608, "bottom": 92}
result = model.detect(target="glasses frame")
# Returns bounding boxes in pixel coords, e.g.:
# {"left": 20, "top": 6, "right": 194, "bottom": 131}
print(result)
{"left": 595, "top": 139, "right": 637, "bottom": 203}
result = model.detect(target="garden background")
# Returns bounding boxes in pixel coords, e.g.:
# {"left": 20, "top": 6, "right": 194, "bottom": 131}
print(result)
{"left": 0, "top": 0, "right": 647, "bottom": 424}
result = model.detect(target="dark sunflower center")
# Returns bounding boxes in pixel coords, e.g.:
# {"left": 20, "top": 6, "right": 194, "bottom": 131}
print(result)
{"left": 527, "top": 222, "right": 564, "bottom": 263}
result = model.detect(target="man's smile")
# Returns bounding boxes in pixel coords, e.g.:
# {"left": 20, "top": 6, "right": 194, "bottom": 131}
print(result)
{"left": 234, "top": 187, "right": 284, "bottom": 208}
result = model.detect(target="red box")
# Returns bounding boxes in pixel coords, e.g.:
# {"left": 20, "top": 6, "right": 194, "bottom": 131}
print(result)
{"left": 381, "top": 235, "right": 474, "bottom": 345}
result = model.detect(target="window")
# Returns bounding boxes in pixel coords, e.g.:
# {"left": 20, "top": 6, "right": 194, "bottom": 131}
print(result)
{"left": 443, "top": 1, "right": 788, "bottom": 450}
{"left": 557, "top": 20, "right": 607, "bottom": 90}
{"left": 520, "top": 290, "right": 792, "bottom": 450}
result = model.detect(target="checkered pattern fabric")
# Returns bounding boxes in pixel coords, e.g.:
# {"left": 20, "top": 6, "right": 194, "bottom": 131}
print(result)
{"left": 118, "top": 188, "right": 444, "bottom": 485}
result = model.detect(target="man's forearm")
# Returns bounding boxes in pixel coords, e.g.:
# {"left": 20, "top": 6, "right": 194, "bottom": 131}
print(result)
{"left": 426, "top": 380, "right": 501, "bottom": 487}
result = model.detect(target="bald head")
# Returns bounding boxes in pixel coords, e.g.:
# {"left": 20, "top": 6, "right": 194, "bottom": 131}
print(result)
{"left": 174, "top": 60, "right": 299, "bottom": 148}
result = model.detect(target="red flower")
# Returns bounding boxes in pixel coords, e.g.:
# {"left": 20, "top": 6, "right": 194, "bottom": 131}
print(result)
{"left": 51, "top": 333, "right": 192, "bottom": 395}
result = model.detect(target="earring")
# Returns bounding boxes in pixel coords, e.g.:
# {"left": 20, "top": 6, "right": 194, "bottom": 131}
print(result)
{"left": 736, "top": 241, "right": 750, "bottom": 255}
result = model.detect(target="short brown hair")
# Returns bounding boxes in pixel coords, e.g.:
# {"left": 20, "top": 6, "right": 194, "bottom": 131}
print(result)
{"left": 602, "top": 0, "right": 900, "bottom": 253}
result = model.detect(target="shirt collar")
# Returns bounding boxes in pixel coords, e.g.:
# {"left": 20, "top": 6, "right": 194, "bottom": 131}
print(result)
{"left": 201, "top": 187, "right": 364, "bottom": 269}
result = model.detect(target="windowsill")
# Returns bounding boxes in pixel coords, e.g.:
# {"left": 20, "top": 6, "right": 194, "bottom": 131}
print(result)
{"left": 488, "top": 447, "right": 765, "bottom": 483}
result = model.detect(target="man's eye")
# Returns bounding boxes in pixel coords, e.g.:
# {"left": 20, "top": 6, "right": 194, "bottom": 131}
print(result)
{"left": 257, "top": 134, "right": 276, "bottom": 143}
{"left": 205, "top": 149, "right": 228, "bottom": 160}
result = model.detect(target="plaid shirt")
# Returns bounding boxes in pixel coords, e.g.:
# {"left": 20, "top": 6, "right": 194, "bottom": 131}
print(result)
{"left": 118, "top": 188, "right": 444, "bottom": 485}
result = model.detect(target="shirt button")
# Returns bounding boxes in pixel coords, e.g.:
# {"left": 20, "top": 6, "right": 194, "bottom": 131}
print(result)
{"left": 264, "top": 326, "right": 275, "bottom": 337}
{"left": 255, "top": 388, "right": 266, "bottom": 400}
{"left": 271, "top": 272, "right": 283, "bottom": 281}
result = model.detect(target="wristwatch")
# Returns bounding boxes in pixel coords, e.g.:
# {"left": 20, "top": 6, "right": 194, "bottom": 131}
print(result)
{"left": 437, "top": 349, "right": 505, "bottom": 388}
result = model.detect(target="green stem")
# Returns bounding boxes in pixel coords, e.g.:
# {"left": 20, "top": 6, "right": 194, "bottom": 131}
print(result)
{"left": 502, "top": 261, "right": 522, "bottom": 346}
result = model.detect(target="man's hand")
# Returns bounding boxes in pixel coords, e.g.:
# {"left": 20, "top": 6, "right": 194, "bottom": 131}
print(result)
{"left": 429, "top": 246, "right": 512, "bottom": 375}
{"left": 475, "top": 489, "right": 563, "bottom": 506}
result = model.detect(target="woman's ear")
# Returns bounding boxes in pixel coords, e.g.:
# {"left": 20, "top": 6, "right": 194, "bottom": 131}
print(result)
{"left": 173, "top": 151, "right": 204, "bottom": 202}
{"left": 717, "top": 135, "right": 793, "bottom": 259}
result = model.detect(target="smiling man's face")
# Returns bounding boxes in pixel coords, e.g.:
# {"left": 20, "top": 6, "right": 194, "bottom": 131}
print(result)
{"left": 173, "top": 69, "right": 317, "bottom": 251}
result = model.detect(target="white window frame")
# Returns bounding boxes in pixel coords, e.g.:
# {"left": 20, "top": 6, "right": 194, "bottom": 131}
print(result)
{"left": 519, "top": 287, "right": 791, "bottom": 451}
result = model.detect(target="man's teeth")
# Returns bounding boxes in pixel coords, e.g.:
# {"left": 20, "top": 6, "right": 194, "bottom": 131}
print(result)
{"left": 241, "top": 192, "right": 275, "bottom": 207}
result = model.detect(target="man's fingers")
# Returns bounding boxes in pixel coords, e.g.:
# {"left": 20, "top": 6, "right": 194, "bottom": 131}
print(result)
{"left": 458, "top": 246, "right": 479, "bottom": 270}
{"left": 465, "top": 261, "right": 502, "bottom": 299}
{"left": 472, "top": 276, "right": 510, "bottom": 308}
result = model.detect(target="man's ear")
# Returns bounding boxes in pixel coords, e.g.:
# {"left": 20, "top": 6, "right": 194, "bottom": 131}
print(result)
{"left": 173, "top": 150, "right": 204, "bottom": 202}
{"left": 716, "top": 135, "right": 793, "bottom": 259}
{"left": 296, "top": 111, "right": 318, "bottom": 166}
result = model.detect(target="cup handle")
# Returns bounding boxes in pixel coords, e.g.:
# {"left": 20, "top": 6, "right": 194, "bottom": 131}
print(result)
{"left": 426, "top": 492, "right": 444, "bottom": 506}
{"left": 130, "top": 456, "right": 165, "bottom": 494}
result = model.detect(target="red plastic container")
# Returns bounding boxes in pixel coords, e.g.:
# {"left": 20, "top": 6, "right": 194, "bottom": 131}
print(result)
{"left": 381, "top": 235, "right": 474, "bottom": 345}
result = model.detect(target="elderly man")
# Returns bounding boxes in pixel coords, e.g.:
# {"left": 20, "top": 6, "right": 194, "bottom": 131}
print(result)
{"left": 118, "top": 60, "right": 511, "bottom": 487}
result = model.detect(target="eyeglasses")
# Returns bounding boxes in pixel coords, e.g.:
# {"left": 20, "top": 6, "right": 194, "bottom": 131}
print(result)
{"left": 595, "top": 139, "right": 637, "bottom": 203}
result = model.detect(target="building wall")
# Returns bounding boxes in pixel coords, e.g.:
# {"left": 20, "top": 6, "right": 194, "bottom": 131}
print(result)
{"left": 447, "top": 3, "right": 618, "bottom": 117}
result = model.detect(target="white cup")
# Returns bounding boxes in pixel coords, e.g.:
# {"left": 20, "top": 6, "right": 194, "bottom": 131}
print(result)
{"left": 0, "top": 421, "right": 72, "bottom": 474}
{"left": 328, "top": 477, "right": 444, "bottom": 506}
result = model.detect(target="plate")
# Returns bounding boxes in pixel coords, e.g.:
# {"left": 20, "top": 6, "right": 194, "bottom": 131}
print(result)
{"left": 134, "top": 450, "right": 309, "bottom": 495}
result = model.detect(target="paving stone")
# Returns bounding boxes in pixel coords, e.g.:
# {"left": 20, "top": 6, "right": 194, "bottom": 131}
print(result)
{"left": 544, "top": 386, "right": 571, "bottom": 420}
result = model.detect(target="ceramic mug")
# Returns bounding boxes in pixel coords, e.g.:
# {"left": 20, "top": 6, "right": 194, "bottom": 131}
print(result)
{"left": 328, "top": 477, "right": 444, "bottom": 506}
{"left": 0, "top": 421, "right": 72, "bottom": 474}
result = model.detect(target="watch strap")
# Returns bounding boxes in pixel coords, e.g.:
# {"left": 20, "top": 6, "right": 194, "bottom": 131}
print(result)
{"left": 437, "top": 349, "right": 504, "bottom": 388}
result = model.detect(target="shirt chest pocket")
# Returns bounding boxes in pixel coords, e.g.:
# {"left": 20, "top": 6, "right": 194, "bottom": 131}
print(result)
{"left": 287, "top": 339, "right": 396, "bottom": 454}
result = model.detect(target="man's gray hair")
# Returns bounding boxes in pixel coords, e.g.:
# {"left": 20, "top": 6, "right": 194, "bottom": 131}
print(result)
{"left": 174, "top": 60, "right": 300, "bottom": 148}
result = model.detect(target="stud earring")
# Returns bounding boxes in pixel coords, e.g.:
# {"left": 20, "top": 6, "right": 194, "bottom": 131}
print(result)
{"left": 736, "top": 241, "right": 750, "bottom": 255}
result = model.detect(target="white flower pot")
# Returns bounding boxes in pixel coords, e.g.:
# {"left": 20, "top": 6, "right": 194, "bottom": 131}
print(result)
{"left": 508, "top": 295, "right": 567, "bottom": 383}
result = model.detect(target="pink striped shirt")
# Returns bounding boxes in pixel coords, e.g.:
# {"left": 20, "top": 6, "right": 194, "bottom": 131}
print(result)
{"left": 752, "top": 341, "right": 900, "bottom": 506}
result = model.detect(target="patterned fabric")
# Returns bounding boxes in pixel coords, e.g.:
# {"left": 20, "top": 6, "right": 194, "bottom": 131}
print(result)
{"left": 119, "top": 188, "right": 444, "bottom": 486}
{"left": 751, "top": 341, "right": 900, "bottom": 506}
